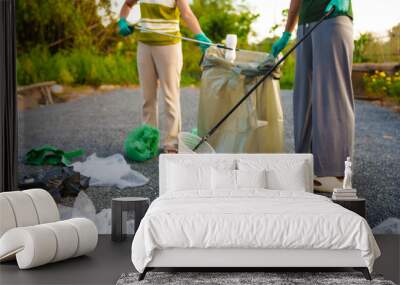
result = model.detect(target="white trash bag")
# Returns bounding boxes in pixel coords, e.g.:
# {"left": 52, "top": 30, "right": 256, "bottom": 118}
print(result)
{"left": 58, "top": 191, "right": 135, "bottom": 235}
{"left": 373, "top": 218, "right": 400, "bottom": 235}
{"left": 72, "top": 153, "right": 148, "bottom": 189}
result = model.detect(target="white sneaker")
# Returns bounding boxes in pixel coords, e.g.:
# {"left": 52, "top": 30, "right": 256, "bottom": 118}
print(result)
{"left": 314, "top": 177, "right": 343, "bottom": 193}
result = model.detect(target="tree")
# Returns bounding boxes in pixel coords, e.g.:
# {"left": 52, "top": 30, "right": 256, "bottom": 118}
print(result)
{"left": 16, "top": 0, "right": 114, "bottom": 52}
{"left": 269, "top": 9, "right": 289, "bottom": 35}
{"left": 188, "top": 0, "right": 259, "bottom": 47}
{"left": 353, "top": 33, "right": 374, "bottom": 63}
{"left": 388, "top": 23, "right": 400, "bottom": 59}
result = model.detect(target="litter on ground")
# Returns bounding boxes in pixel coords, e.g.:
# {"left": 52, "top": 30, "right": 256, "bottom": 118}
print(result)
{"left": 58, "top": 191, "right": 135, "bottom": 235}
{"left": 25, "top": 145, "right": 84, "bottom": 166}
{"left": 124, "top": 124, "right": 160, "bottom": 162}
{"left": 72, "top": 153, "right": 149, "bottom": 189}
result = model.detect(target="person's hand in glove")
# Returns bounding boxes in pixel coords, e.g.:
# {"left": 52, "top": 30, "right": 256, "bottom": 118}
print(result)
{"left": 118, "top": 18, "right": 133, "bottom": 37}
{"left": 271, "top": 31, "right": 291, "bottom": 58}
{"left": 194, "top": 33, "right": 212, "bottom": 53}
{"left": 325, "top": 0, "right": 350, "bottom": 14}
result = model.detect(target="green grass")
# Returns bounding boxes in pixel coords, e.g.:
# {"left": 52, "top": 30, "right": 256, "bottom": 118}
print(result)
{"left": 16, "top": 45, "right": 295, "bottom": 89}
{"left": 17, "top": 48, "right": 139, "bottom": 86}
{"left": 279, "top": 54, "right": 295, "bottom": 90}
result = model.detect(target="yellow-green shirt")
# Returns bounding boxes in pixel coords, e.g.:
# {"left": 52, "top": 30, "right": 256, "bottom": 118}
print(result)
{"left": 137, "top": 0, "right": 181, "bottom": 46}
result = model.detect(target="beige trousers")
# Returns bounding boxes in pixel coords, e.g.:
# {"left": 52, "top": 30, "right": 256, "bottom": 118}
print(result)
{"left": 137, "top": 42, "right": 183, "bottom": 148}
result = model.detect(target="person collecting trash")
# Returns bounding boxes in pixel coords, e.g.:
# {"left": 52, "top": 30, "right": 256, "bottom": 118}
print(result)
{"left": 118, "top": 0, "right": 211, "bottom": 153}
{"left": 271, "top": 0, "right": 354, "bottom": 192}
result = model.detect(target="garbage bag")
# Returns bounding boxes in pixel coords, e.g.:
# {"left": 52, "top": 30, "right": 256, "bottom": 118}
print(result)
{"left": 19, "top": 166, "right": 90, "bottom": 201}
{"left": 124, "top": 125, "right": 160, "bottom": 162}
{"left": 72, "top": 191, "right": 96, "bottom": 222}
{"left": 72, "top": 153, "right": 149, "bottom": 189}
{"left": 198, "top": 47, "right": 284, "bottom": 153}
{"left": 25, "top": 145, "right": 84, "bottom": 166}
{"left": 58, "top": 191, "right": 135, "bottom": 234}
{"left": 373, "top": 218, "right": 400, "bottom": 235}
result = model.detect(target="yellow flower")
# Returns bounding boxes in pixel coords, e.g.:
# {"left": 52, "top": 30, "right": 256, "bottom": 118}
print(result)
{"left": 116, "top": 41, "right": 124, "bottom": 50}
{"left": 379, "top": 72, "right": 386, "bottom": 78}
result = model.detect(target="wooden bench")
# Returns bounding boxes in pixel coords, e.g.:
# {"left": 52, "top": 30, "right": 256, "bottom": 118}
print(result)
{"left": 17, "top": 81, "right": 56, "bottom": 105}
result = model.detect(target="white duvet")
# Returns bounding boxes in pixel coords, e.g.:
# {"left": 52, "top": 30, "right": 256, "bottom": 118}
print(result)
{"left": 131, "top": 190, "right": 380, "bottom": 273}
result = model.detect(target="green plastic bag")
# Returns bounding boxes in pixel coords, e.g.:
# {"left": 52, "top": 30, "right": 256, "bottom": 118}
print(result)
{"left": 25, "top": 145, "right": 84, "bottom": 166}
{"left": 124, "top": 125, "right": 160, "bottom": 162}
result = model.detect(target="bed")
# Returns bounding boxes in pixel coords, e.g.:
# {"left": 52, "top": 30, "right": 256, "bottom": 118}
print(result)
{"left": 131, "top": 154, "right": 380, "bottom": 280}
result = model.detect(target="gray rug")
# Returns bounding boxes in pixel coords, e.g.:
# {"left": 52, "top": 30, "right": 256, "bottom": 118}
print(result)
{"left": 116, "top": 272, "right": 395, "bottom": 285}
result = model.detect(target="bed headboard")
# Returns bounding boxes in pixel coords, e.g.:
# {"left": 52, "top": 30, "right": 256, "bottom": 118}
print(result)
{"left": 159, "top": 154, "right": 314, "bottom": 195}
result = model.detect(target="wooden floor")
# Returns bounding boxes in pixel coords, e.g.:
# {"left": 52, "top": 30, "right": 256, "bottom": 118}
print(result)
{"left": 0, "top": 235, "right": 133, "bottom": 285}
{"left": 0, "top": 235, "right": 398, "bottom": 285}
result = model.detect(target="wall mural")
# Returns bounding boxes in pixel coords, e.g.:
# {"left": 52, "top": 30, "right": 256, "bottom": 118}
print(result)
{"left": 16, "top": 0, "right": 399, "bottom": 235}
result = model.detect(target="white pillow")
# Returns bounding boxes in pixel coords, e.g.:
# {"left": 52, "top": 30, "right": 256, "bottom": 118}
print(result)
{"left": 167, "top": 158, "right": 236, "bottom": 170}
{"left": 213, "top": 169, "right": 237, "bottom": 190}
{"left": 236, "top": 170, "right": 267, "bottom": 189}
{"left": 167, "top": 163, "right": 212, "bottom": 191}
{"left": 238, "top": 159, "right": 308, "bottom": 192}
{"left": 212, "top": 169, "right": 267, "bottom": 190}
{"left": 266, "top": 162, "right": 307, "bottom": 191}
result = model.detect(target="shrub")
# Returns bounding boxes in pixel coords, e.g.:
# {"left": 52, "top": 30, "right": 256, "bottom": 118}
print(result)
{"left": 363, "top": 71, "right": 400, "bottom": 102}
{"left": 17, "top": 48, "right": 139, "bottom": 86}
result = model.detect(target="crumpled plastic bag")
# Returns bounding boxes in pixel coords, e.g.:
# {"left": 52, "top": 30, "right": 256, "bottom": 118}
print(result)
{"left": 58, "top": 191, "right": 135, "bottom": 234}
{"left": 72, "top": 153, "right": 148, "bottom": 189}
{"left": 72, "top": 191, "right": 96, "bottom": 221}
{"left": 124, "top": 124, "right": 160, "bottom": 162}
{"left": 373, "top": 218, "right": 400, "bottom": 234}
{"left": 58, "top": 204, "right": 74, "bottom": 220}
{"left": 241, "top": 56, "right": 280, "bottom": 79}
{"left": 25, "top": 145, "right": 84, "bottom": 166}
{"left": 203, "top": 48, "right": 281, "bottom": 79}
{"left": 20, "top": 166, "right": 90, "bottom": 201}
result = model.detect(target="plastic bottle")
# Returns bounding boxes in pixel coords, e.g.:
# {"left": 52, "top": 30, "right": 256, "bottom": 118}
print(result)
{"left": 225, "top": 34, "right": 237, "bottom": 63}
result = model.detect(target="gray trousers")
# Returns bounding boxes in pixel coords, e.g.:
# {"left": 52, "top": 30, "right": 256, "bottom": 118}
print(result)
{"left": 294, "top": 16, "right": 355, "bottom": 177}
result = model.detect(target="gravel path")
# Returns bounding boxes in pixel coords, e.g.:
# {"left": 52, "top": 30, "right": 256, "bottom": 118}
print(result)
{"left": 18, "top": 88, "right": 399, "bottom": 227}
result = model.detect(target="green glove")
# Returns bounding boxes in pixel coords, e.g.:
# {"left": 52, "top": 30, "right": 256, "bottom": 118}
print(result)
{"left": 271, "top": 31, "right": 291, "bottom": 58}
{"left": 194, "top": 33, "right": 212, "bottom": 53}
{"left": 325, "top": 0, "right": 350, "bottom": 14}
{"left": 118, "top": 18, "right": 133, "bottom": 37}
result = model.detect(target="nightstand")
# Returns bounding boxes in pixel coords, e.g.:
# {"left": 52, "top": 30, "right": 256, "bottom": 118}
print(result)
{"left": 111, "top": 197, "right": 150, "bottom": 242}
{"left": 332, "top": 198, "right": 366, "bottom": 218}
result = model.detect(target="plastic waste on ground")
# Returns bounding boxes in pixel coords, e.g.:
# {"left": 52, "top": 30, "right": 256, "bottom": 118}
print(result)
{"left": 198, "top": 46, "right": 284, "bottom": 153}
{"left": 372, "top": 218, "right": 400, "bottom": 235}
{"left": 19, "top": 166, "right": 90, "bottom": 201}
{"left": 25, "top": 145, "right": 84, "bottom": 166}
{"left": 58, "top": 191, "right": 135, "bottom": 235}
{"left": 124, "top": 124, "right": 160, "bottom": 162}
{"left": 72, "top": 153, "right": 149, "bottom": 189}
{"left": 51, "top": 84, "right": 64, "bottom": 94}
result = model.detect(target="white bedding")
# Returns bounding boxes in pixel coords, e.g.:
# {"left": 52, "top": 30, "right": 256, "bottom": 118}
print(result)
{"left": 131, "top": 190, "right": 380, "bottom": 273}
